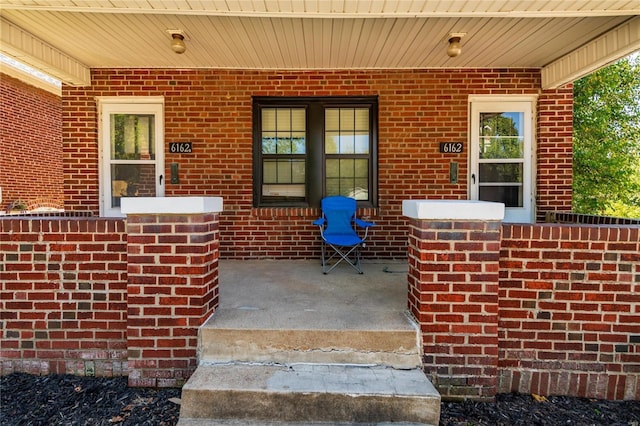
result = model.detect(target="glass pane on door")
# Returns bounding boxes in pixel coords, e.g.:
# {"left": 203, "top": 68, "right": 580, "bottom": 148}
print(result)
{"left": 109, "top": 113, "right": 158, "bottom": 208}
{"left": 478, "top": 111, "right": 524, "bottom": 207}
{"left": 110, "top": 114, "right": 156, "bottom": 160}
{"left": 111, "top": 164, "right": 156, "bottom": 207}
{"left": 479, "top": 186, "right": 523, "bottom": 207}
{"left": 479, "top": 163, "right": 523, "bottom": 182}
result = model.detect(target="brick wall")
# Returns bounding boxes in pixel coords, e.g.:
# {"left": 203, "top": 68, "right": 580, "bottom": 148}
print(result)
{"left": 408, "top": 218, "right": 502, "bottom": 400}
{"left": 62, "top": 69, "right": 573, "bottom": 258}
{"left": 2, "top": 216, "right": 638, "bottom": 399}
{"left": 406, "top": 212, "right": 639, "bottom": 400}
{"left": 0, "top": 218, "right": 127, "bottom": 376}
{"left": 126, "top": 212, "right": 220, "bottom": 387}
{"left": 0, "top": 212, "right": 219, "bottom": 385}
{"left": 0, "top": 73, "right": 64, "bottom": 211}
{"left": 536, "top": 90, "right": 574, "bottom": 222}
{"left": 498, "top": 223, "right": 640, "bottom": 400}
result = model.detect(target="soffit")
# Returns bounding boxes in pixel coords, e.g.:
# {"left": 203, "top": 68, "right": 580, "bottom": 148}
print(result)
{"left": 0, "top": 1, "right": 638, "bottom": 88}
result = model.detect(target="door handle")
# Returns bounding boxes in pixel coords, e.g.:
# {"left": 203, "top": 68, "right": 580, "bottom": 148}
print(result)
{"left": 471, "top": 173, "right": 476, "bottom": 184}
{"left": 159, "top": 174, "right": 164, "bottom": 185}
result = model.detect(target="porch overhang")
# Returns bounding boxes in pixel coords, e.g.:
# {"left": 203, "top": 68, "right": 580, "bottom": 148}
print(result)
{"left": 0, "top": 16, "right": 90, "bottom": 86}
{"left": 0, "top": 1, "right": 638, "bottom": 88}
{"left": 542, "top": 16, "right": 640, "bottom": 89}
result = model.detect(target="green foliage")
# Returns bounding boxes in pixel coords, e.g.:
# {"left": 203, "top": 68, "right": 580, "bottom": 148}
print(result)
{"left": 9, "top": 199, "right": 28, "bottom": 211}
{"left": 112, "top": 114, "right": 155, "bottom": 160}
{"left": 573, "top": 55, "right": 640, "bottom": 218}
{"left": 478, "top": 113, "right": 524, "bottom": 185}
{"left": 480, "top": 113, "right": 523, "bottom": 159}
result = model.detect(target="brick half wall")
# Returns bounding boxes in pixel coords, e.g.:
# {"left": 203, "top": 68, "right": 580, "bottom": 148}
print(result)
{"left": 0, "top": 218, "right": 127, "bottom": 376}
{"left": 2, "top": 216, "right": 638, "bottom": 400}
{"left": 499, "top": 223, "right": 640, "bottom": 400}
{"left": 126, "top": 211, "right": 220, "bottom": 387}
{"left": 408, "top": 218, "right": 501, "bottom": 400}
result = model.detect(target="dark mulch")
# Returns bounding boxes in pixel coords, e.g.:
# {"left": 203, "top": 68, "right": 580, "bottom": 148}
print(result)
{"left": 2, "top": 373, "right": 639, "bottom": 425}
{"left": 440, "top": 393, "right": 640, "bottom": 426}
{"left": 1, "top": 373, "right": 180, "bottom": 425}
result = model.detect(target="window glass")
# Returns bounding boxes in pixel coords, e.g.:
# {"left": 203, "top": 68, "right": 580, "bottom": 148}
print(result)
{"left": 326, "top": 159, "right": 369, "bottom": 200}
{"left": 260, "top": 107, "right": 306, "bottom": 200}
{"left": 254, "top": 98, "right": 376, "bottom": 207}
{"left": 479, "top": 112, "right": 524, "bottom": 160}
{"left": 325, "top": 108, "right": 370, "bottom": 154}
{"left": 262, "top": 108, "right": 306, "bottom": 155}
{"left": 110, "top": 114, "right": 155, "bottom": 160}
{"left": 354, "top": 132, "right": 370, "bottom": 154}
{"left": 262, "top": 159, "right": 305, "bottom": 197}
{"left": 325, "top": 107, "right": 370, "bottom": 201}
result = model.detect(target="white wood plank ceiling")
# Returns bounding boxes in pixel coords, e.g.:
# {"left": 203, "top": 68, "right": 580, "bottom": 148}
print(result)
{"left": 1, "top": 1, "right": 639, "bottom": 88}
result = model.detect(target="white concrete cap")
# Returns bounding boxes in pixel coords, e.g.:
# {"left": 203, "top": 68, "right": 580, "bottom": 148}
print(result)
{"left": 121, "top": 196, "right": 223, "bottom": 215}
{"left": 402, "top": 199, "right": 505, "bottom": 220}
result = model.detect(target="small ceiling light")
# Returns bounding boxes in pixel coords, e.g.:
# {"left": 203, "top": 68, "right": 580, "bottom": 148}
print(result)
{"left": 166, "top": 30, "right": 187, "bottom": 54}
{"left": 447, "top": 33, "right": 466, "bottom": 58}
{"left": 170, "top": 33, "right": 186, "bottom": 54}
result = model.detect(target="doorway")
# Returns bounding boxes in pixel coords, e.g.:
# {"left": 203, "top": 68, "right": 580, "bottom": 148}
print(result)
{"left": 469, "top": 96, "right": 536, "bottom": 223}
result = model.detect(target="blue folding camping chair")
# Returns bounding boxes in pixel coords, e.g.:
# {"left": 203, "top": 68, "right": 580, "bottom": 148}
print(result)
{"left": 313, "top": 196, "right": 375, "bottom": 274}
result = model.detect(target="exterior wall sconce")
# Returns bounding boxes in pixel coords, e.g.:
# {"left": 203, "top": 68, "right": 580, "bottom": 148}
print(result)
{"left": 167, "top": 30, "right": 187, "bottom": 54}
{"left": 447, "top": 33, "right": 466, "bottom": 57}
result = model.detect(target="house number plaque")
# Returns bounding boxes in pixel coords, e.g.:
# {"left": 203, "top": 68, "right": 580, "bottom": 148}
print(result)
{"left": 439, "top": 142, "right": 463, "bottom": 153}
{"left": 169, "top": 142, "right": 193, "bottom": 153}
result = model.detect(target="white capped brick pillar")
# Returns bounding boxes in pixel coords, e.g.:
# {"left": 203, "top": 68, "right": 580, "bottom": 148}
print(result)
{"left": 403, "top": 200, "right": 504, "bottom": 400}
{"left": 122, "top": 197, "right": 223, "bottom": 387}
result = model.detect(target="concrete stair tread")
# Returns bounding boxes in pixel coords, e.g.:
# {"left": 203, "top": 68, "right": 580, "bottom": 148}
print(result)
{"left": 199, "top": 310, "right": 422, "bottom": 369}
{"left": 179, "top": 363, "right": 440, "bottom": 425}
{"left": 206, "top": 306, "right": 415, "bottom": 331}
{"left": 184, "top": 363, "right": 437, "bottom": 395}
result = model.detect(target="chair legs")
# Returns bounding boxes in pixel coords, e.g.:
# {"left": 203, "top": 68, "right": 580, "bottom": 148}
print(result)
{"left": 320, "top": 242, "right": 363, "bottom": 274}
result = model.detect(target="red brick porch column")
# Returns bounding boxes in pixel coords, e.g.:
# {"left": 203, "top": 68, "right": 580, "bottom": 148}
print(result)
{"left": 403, "top": 200, "right": 504, "bottom": 400}
{"left": 122, "top": 197, "right": 223, "bottom": 387}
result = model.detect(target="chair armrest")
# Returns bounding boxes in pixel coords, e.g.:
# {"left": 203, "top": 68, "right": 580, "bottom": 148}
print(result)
{"left": 312, "top": 218, "right": 325, "bottom": 226}
{"left": 355, "top": 218, "right": 375, "bottom": 228}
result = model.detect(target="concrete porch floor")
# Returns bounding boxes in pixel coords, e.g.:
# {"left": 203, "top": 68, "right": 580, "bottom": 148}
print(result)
{"left": 215, "top": 259, "right": 412, "bottom": 333}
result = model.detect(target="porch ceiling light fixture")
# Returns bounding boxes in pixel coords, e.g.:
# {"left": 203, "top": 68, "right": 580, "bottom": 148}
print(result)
{"left": 447, "top": 33, "right": 466, "bottom": 58}
{"left": 167, "top": 30, "right": 187, "bottom": 54}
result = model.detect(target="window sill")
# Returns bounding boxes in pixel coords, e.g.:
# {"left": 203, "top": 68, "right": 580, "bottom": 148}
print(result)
{"left": 252, "top": 206, "right": 378, "bottom": 220}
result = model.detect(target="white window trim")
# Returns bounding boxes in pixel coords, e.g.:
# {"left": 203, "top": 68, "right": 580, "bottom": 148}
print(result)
{"left": 97, "top": 96, "right": 165, "bottom": 217}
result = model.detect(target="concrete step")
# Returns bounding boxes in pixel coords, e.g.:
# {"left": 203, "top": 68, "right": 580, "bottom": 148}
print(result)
{"left": 199, "top": 308, "right": 422, "bottom": 368}
{"left": 178, "top": 363, "right": 440, "bottom": 426}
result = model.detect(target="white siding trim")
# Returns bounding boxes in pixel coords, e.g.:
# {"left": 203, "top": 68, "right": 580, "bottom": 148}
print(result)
{"left": 542, "top": 16, "right": 640, "bottom": 89}
{"left": 0, "top": 62, "right": 61, "bottom": 96}
{"left": 0, "top": 17, "right": 90, "bottom": 86}
{"left": 1, "top": 1, "right": 637, "bottom": 18}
